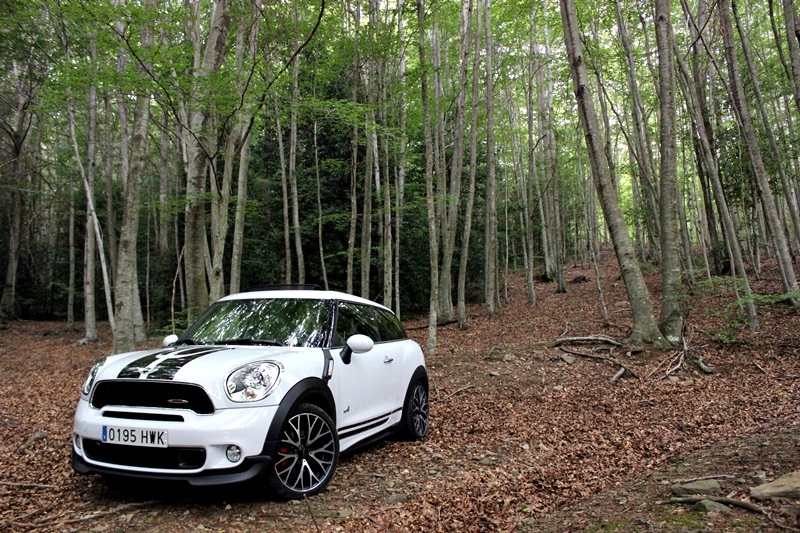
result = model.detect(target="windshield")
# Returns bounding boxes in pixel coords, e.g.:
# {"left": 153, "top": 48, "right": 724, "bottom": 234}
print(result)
{"left": 180, "top": 298, "right": 332, "bottom": 348}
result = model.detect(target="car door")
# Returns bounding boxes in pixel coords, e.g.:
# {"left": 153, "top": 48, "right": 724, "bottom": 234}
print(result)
{"left": 330, "top": 302, "right": 399, "bottom": 435}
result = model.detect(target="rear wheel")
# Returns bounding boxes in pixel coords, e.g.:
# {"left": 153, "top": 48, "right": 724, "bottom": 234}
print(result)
{"left": 266, "top": 403, "right": 339, "bottom": 500}
{"left": 400, "top": 379, "right": 429, "bottom": 440}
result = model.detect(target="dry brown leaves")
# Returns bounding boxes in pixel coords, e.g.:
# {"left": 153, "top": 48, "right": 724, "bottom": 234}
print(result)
{"left": 1, "top": 251, "right": 798, "bottom": 532}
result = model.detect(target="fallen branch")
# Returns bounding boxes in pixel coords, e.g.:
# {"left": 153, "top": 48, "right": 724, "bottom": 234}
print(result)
{"left": 659, "top": 497, "right": 800, "bottom": 532}
{"left": 558, "top": 347, "right": 640, "bottom": 380}
{"left": 663, "top": 351, "right": 684, "bottom": 379}
{"left": 696, "top": 356, "right": 715, "bottom": 374}
{"left": 645, "top": 351, "right": 680, "bottom": 380}
{"left": 549, "top": 335, "right": 622, "bottom": 348}
{"left": 18, "top": 431, "right": 47, "bottom": 455}
{"left": 438, "top": 385, "right": 475, "bottom": 402}
{"left": 658, "top": 495, "right": 764, "bottom": 514}
{"left": 0, "top": 481, "right": 59, "bottom": 489}
{"left": 303, "top": 494, "right": 321, "bottom": 533}
{"left": 672, "top": 474, "right": 735, "bottom": 484}
{"left": 9, "top": 501, "right": 156, "bottom": 529}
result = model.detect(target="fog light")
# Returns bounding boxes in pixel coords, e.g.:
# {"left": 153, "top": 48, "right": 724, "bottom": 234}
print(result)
{"left": 226, "top": 445, "right": 242, "bottom": 462}
{"left": 74, "top": 434, "right": 82, "bottom": 450}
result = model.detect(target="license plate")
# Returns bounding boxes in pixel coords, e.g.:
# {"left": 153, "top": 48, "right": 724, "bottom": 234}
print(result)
{"left": 102, "top": 426, "right": 168, "bottom": 448}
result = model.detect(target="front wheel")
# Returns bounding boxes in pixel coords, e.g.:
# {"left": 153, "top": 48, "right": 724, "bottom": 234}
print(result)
{"left": 266, "top": 403, "right": 339, "bottom": 500}
{"left": 400, "top": 379, "right": 429, "bottom": 440}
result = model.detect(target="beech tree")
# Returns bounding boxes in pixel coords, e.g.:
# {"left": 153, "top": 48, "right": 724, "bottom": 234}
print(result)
{"left": 4, "top": 0, "right": 799, "bottom": 354}
{"left": 560, "top": 0, "right": 668, "bottom": 347}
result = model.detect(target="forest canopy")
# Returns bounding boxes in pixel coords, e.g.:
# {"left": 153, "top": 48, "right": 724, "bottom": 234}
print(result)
{"left": 1, "top": 0, "right": 799, "bottom": 354}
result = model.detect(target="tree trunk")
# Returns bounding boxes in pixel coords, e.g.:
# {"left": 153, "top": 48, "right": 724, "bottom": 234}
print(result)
{"left": 184, "top": 0, "right": 231, "bottom": 317}
{"left": 0, "top": 63, "right": 30, "bottom": 317}
{"left": 457, "top": 0, "right": 483, "bottom": 330}
{"left": 346, "top": 0, "right": 361, "bottom": 296}
{"left": 113, "top": 0, "right": 154, "bottom": 354}
{"left": 437, "top": 0, "right": 472, "bottom": 323}
{"left": 275, "top": 103, "right": 292, "bottom": 284}
{"left": 655, "top": 0, "right": 683, "bottom": 343}
{"left": 733, "top": 0, "right": 800, "bottom": 253}
{"left": 783, "top": 0, "right": 800, "bottom": 114}
{"left": 484, "top": 0, "right": 498, "bottom": 318}
{"left": 559, "top": 0, "right": 667, "bottom": 346}
{"left": 673, "top": 28, "right": 759, "bottom": 329}
{"left": 288, "top": 34, "right": 305, "bottom": 284}
{"left": 394, "top": 0, "right": 407, "bottom": 316}
{"left": 719, "top": 0, "right": 799, "bottom": 300}
{"left": 418, "top": 0, "right": 439, "bottom": 356}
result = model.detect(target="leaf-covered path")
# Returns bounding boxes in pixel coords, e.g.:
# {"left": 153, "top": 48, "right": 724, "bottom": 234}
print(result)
{"left": 1, "top": 253, "right": 798, "bottom": 531}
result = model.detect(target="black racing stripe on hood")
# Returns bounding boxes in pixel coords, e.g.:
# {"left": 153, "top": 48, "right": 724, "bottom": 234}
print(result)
{"left": 117, "top": 347, "right": 231, "bottom": 380}
{"left": 117, "top": 351, "right": 170, "bottom": 379}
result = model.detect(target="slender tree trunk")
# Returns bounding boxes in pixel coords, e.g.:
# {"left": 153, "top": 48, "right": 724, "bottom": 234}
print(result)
{"left": 346, "top": 0, "right": 361, "bottom": 296}
{"left": 113, "top": 1, "right": 154, "bottom": 353}
{"left": 360, "top": 116, "right": 374, "bottom": 299}
{"left": 719, "top": 0, "right": 799, "bottom": 300}
{"left": 783, "top": 0, "right": 800, "bottom": 114}
{"left": 275, "top": 104, "right": 292, "bottom": 284}
{"left": 419, "top": 0, "right": 439, "bottom": 355}
{"left": 394, "top": 0, "right": 407, "bottom": 316}
{"left": 673, "top": 30, "right": 759, "bottom": 329}
{"left": 184, "top": 0, "right": 230, "bottom": 317}
{"left": 655, "top": 0, "right": 683, "bottom": 343}
{"left": 0, "top": 63, "right": 30, "bottom": 317}
{"left": 615, "top": 0, "right": 661, "bottom": 258}
{"left": 484, "top": 0, "right": 498, "bottom": 318}
{"left": 289, "top": 38, "right": 305, "bottom": 284}
{"left": 560, "top": 0, "right": 667, "bottom": 346}
{"left": 458, "top": 0, "right": 482, "bottom": 329}
{"left": 67, "top": 172, "right": 76, "bottom": 329}
{"left": 314, "top": 118, "right": 329, "bottom": 289}
{"left": 438, "top": 0, "right": 472, "bottom": 323}
{"left": 733, "top": 0, "right": 800, "bottom": 253}
{"left": 523, "top": 14, "right": 538, "bottom": 305}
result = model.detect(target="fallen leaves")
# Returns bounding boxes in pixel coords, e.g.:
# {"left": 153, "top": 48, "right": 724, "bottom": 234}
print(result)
{"left": 0, "top": 252, "right": 799, "bottom": 531}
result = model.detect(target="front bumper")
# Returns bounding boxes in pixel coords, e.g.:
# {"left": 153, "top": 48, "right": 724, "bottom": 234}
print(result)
{"left": 72, "top": 398, "right": 279, "bottom": 486}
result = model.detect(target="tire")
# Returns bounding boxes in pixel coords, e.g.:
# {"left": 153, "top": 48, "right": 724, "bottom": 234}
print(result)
{"left": 266, "top": 403, "right": 339, "bottom": 500}
{"left": 400, "top": 379, "right": 429, "bottom": 440}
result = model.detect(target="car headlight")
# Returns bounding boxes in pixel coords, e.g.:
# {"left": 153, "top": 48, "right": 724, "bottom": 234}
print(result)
{"left": 82, "top": 357, "right": 106, "bottom": 396}
{"left": 226, "top": 361, "right": 282, "bottom": 402}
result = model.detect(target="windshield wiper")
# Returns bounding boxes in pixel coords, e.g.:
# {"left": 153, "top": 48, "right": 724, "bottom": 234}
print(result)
{"left": 215, "top": 338, "right": 283, "bottom": 346}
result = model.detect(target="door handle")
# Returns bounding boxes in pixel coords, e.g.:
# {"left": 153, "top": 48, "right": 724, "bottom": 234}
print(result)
{"left": 383, "top": 356, "right": 394, "bottom": 364}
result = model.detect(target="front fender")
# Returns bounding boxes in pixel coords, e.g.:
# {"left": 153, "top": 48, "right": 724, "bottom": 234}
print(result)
{"left": 260, "top": 377, "right": 335, "bottom": 456}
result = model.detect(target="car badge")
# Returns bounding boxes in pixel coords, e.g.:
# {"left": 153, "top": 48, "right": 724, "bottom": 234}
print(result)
{"left": 167, "top": 399, "right": 189, "bottom": 405}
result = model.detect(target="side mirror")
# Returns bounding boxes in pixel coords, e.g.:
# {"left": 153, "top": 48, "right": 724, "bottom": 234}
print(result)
{"left": 340, "top": 333, "right": 374, "bottom": 365}
{"left": 163, "top": 334, "right": 179, "bottom": 347}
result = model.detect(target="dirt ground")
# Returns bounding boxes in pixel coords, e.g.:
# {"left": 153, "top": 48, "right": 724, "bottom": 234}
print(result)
{"left": 1, "top": 254, "right": 799, "bottom": 531}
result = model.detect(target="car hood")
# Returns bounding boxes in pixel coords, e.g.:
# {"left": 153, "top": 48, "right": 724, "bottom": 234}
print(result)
{"left": 93, "top": 345, "right": 324, "bottom": 404}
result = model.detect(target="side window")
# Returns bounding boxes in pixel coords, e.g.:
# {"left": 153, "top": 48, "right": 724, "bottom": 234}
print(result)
{"left": 375, "top": 308, "right": 406, "bottom": 341}
{"left": 334, "top": 303, "right": 380, "bottom": 346}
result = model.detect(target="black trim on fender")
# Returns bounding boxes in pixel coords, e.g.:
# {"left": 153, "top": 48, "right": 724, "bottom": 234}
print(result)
{"left": 338, "top": 408, "right": 401, "bottom": 440}
{"left": 260, "top": 378, "right": 336, "bottom": 457}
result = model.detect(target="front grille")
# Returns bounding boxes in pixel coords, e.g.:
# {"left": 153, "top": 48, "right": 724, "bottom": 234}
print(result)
{"left": 83, "top": 440, "right": 206, "bottom": 469}
{"left": 91, "top": 381, "right": 215, "bottom": 415}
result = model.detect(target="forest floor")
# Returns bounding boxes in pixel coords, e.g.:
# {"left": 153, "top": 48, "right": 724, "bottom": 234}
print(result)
{"left": 1, "top": 249, "right": 799, "bottom": 532}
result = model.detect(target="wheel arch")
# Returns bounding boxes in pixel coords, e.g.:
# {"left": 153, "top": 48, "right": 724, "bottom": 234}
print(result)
{"left": 263, "top": 377, "right": 336, "bottom": 447}
{"left": 406, "top": 365, "right": 428, "bottom": 392}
